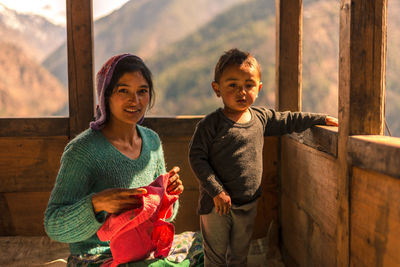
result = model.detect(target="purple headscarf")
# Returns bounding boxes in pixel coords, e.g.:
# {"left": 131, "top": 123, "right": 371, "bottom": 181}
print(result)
{"left": 90, "top": 54, "right": 144, "bottom": 130}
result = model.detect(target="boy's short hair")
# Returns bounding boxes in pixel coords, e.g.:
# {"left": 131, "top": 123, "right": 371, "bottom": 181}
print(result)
{"left": 214, "top": 48, "right": 261, "bottom": 83}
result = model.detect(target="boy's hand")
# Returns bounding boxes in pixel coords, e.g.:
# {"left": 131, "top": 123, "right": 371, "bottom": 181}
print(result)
{"left": 213, "top": 191, "right": 231, "bottom": 215}
{"left": 167, "top": 166, "right": 184, "bottom": 195}
{"left": 325, "top": 116, "right": 338, "bottom": 127}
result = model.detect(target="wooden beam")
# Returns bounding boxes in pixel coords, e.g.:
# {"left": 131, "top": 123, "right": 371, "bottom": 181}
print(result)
{"left": 349, "top": 0, "right": 387, "bottom": 135}
{"left": 348, "top": 135, "right": 400, "bottom": 179}
{"left": 275, "top": 0, "right": 302, "bottom": 112}
{"left": 276, "top": 2, "right": 303, "bottom": 265}
{"left": 0, "top": 118, "right": 68, "bottom": 137}
{"left": 288, "top": 125, "right": 338, "bottom": 157}
{"left": 337, "top": 2, "right": 351, "bottom": 263}
{"left": 66, "top": 0, "right": 94, "bottom": 138}
{"left": 141, "top": 116, "right": 202, "bottom": 137}
{"left": 338, "top": 0, "right": 387, "bottom": 266}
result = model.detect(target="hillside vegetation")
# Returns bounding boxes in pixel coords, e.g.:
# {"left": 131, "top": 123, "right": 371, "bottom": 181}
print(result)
{"left": 43, "top": 0, "right": 244, "bottom": 87}
{"left": 0, "top": 42, "right": 67, "bottom": 117}
{"left": 27, "top": 0, "right": 400, "bottom": 136}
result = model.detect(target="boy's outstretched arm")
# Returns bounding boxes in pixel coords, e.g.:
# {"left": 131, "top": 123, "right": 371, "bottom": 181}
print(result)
{"left": 261, "top": 108, "right": 337, "bottom": 136}
{"left": 325, "top": 116, "right": 338, "bottom": 127}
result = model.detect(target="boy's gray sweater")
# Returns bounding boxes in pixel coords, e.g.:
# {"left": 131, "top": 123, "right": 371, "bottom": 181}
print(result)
{"left": 189, "top": 107, "right": 326, "bottom": 215}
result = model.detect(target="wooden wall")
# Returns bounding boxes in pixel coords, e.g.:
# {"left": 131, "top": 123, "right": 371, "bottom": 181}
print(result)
{"left": 0, "top": 118, "right": 279, "bottom": 240}
{"left": 280, "top": 135, "right": 338, "bottom": 267}
{"left": 278, "top": 126, "right": 339, "bottom": 267}
{"left": 0, "top": 136, "right": 67, "bottom": 236}
{"left": 350, "top": 167, "right": 400, "bottom": 267}
{"left": 348, "top": 136, "right": 400, "bottom": 267}
{"left": 276, "top": 0, "right": 396, "bottom": 266}
{"left": 0, "top": 0, "right": 95, "bottom": 237}
{"left": 0, "top": 0, "right": 279, "bottom": 242}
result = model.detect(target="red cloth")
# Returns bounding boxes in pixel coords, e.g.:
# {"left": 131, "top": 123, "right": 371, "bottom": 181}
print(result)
{"left": 97, "top": 174, "right": 179, "bottom": 267}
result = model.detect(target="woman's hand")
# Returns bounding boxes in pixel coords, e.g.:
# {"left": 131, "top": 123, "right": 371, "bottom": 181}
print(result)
{"left": 326, "top": 116, "right": 339, "bottom": 127}
{"left": 91, "top": 187, "right": 147, "bottom": 214}
{"left": 167, "top": 166, "right": 184, "bottom": 195}
{"left": 213, "top": 191, "right": 231, "bottom": 216}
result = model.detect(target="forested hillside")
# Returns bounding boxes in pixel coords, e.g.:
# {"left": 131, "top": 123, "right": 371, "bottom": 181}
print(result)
{"left": 40, "top": 0, "right": 400, "bottom": 136}
{"left": 0, "top": 43, "right": 67, "bottom": 117}
{"left": 43, "top": 0, "right": 244, "bottom": 87}
{"left": 146, "top": 0, "right": 276, "bottom": 115}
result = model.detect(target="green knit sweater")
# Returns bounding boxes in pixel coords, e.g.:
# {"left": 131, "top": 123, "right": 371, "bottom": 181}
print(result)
{"left": 44, "top": 126, "right": 178, "bottom": 256}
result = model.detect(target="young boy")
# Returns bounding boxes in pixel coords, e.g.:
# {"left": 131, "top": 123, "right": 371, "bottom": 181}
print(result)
{"left": 189, "top": 48, "right": 338, "bottom": 266}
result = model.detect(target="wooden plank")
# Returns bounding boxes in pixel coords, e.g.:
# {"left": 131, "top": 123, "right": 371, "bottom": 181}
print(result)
{"left": 5, "top": 192, "right": 51, "bottom": 235}
{"left": 0, "top": 118, "right": 69, "bottom": 137}
{"left": 350, "top": 167, "right": 400, "bottom": 267}
{"left": 162, "top": 136, "right": 198, "bottom": 190}
{"left": 288, "top": 125, "right": 338, "bottom": 157}
{"left": 253, "top": 137, "right": 279, "bottom": 240}
{"left": 173, "top": 190, "right": 200, "bottom": 233}
{"left": 275, "top": 0, "right": 302, "bottom": 112}
{"left": 276, "top": 2, "right": 303, "bottom": 264}
{"left": 338, "top": 1, "right": 387, "bottom": 265}
{"left": 281, "top": 137, "right": 338, "bottom": 238}
{"left": 337, "top": 1, "right": 352, "bottom": 265}
{"left": 349, "top": 0, "right": 386, "bottom": 135}
{"left": 66, "top": 0, "right": 95, "bottom": 138}
{"left": 0, "top": 193, "right": 15, "bottom": 236}
{"left": 142, "top": 116, "right": 202, "bottom": 138}
{"left": 281, "top": 194, "right": 337, "bottom": 267}
{"left": 349, "top": 135, "right": 400, "bottom": 179}
{"left": 0, "top": 137, "right": 67, "bottom": 193}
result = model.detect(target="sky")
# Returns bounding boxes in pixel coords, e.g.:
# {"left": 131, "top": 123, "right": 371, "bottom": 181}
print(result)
{"left": 0, "top": 0, "right": 130, "bottom": 25}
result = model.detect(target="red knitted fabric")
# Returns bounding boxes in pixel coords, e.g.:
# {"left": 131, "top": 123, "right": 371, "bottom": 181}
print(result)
{"left": 97, "top": 174, "right": 179, "bottom": 267}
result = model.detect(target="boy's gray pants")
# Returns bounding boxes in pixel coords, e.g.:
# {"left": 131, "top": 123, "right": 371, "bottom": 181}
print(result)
{"left": 200, "top": 199, "right": 258, "bottom": 267}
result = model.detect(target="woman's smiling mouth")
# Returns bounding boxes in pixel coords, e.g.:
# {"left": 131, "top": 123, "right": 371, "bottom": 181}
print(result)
{"left": 124, "top": 108, "right": 140, "bottom": 113}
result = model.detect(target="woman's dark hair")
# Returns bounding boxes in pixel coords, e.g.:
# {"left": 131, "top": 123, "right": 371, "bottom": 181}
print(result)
{"left": 103, "top": 56, "right": 154, "bottom": 122}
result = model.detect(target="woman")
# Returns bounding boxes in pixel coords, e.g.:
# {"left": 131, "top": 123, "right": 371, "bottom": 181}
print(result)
{"left": 44, "top": 54, "right": 184, "bottom": 265}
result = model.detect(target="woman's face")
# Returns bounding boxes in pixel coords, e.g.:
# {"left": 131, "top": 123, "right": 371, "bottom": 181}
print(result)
{"left": 108, "top": 71, "right": 150, "bottom": 126}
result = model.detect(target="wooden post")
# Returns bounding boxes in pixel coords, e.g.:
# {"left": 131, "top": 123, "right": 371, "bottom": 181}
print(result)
{"left": 275, "top": 0, "right": 303, "bottom": 112}
{"left": 66, "top": 0, "right": 94, "bottom": 138}
{"left": 275, "top": 0, "right": 303, "bottom": 265}
{"left": 338, "top": 0, "right": 387, "bottom": 266}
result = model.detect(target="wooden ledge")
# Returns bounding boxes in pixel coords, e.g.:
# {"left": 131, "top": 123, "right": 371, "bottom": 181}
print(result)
{"left": 0, "top": 118, "right": 69, "bottom": 137}
{"left": 0, "top": 116, "right": 203, "bottom": 138}
{"left": 348, "top": 135, "right": 400, "bottom": 179}
{"left": 142, "top": 116, "right": 203, "bottom": 137}
{"left": 287, "top": 125, "right": 338, "bottom": 157}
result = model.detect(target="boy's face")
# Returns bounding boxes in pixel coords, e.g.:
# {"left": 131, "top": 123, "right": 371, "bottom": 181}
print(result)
{"left": 212, "top": 64, "right": 262, "bottom": 114}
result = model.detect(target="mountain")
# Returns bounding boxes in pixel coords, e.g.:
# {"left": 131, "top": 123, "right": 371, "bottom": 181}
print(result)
{"left": 0, "top": 4, "right": 65, "bottom": 62}
{"left": 385, "top": 0, "right": 400, "bottom": 136}
{"left": 0, "top": 42, "right": 67, "bottom": 117}
{"left": 12, "top": 0, "right": 400, "bottom": 136}
{"left": 146, "top": 0, "right": 276, "bottom": 115}
{"left": 43, "top": 0, "right": 245, "bottom": 88}
{"left": 145, "top": 0, "right": 340, "bottom": 116}
{"left": 146, "top": 0, "right": 400, "bottom": 137}
{"left": 302, "top": 0, "right": 339, "bottom": 116}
